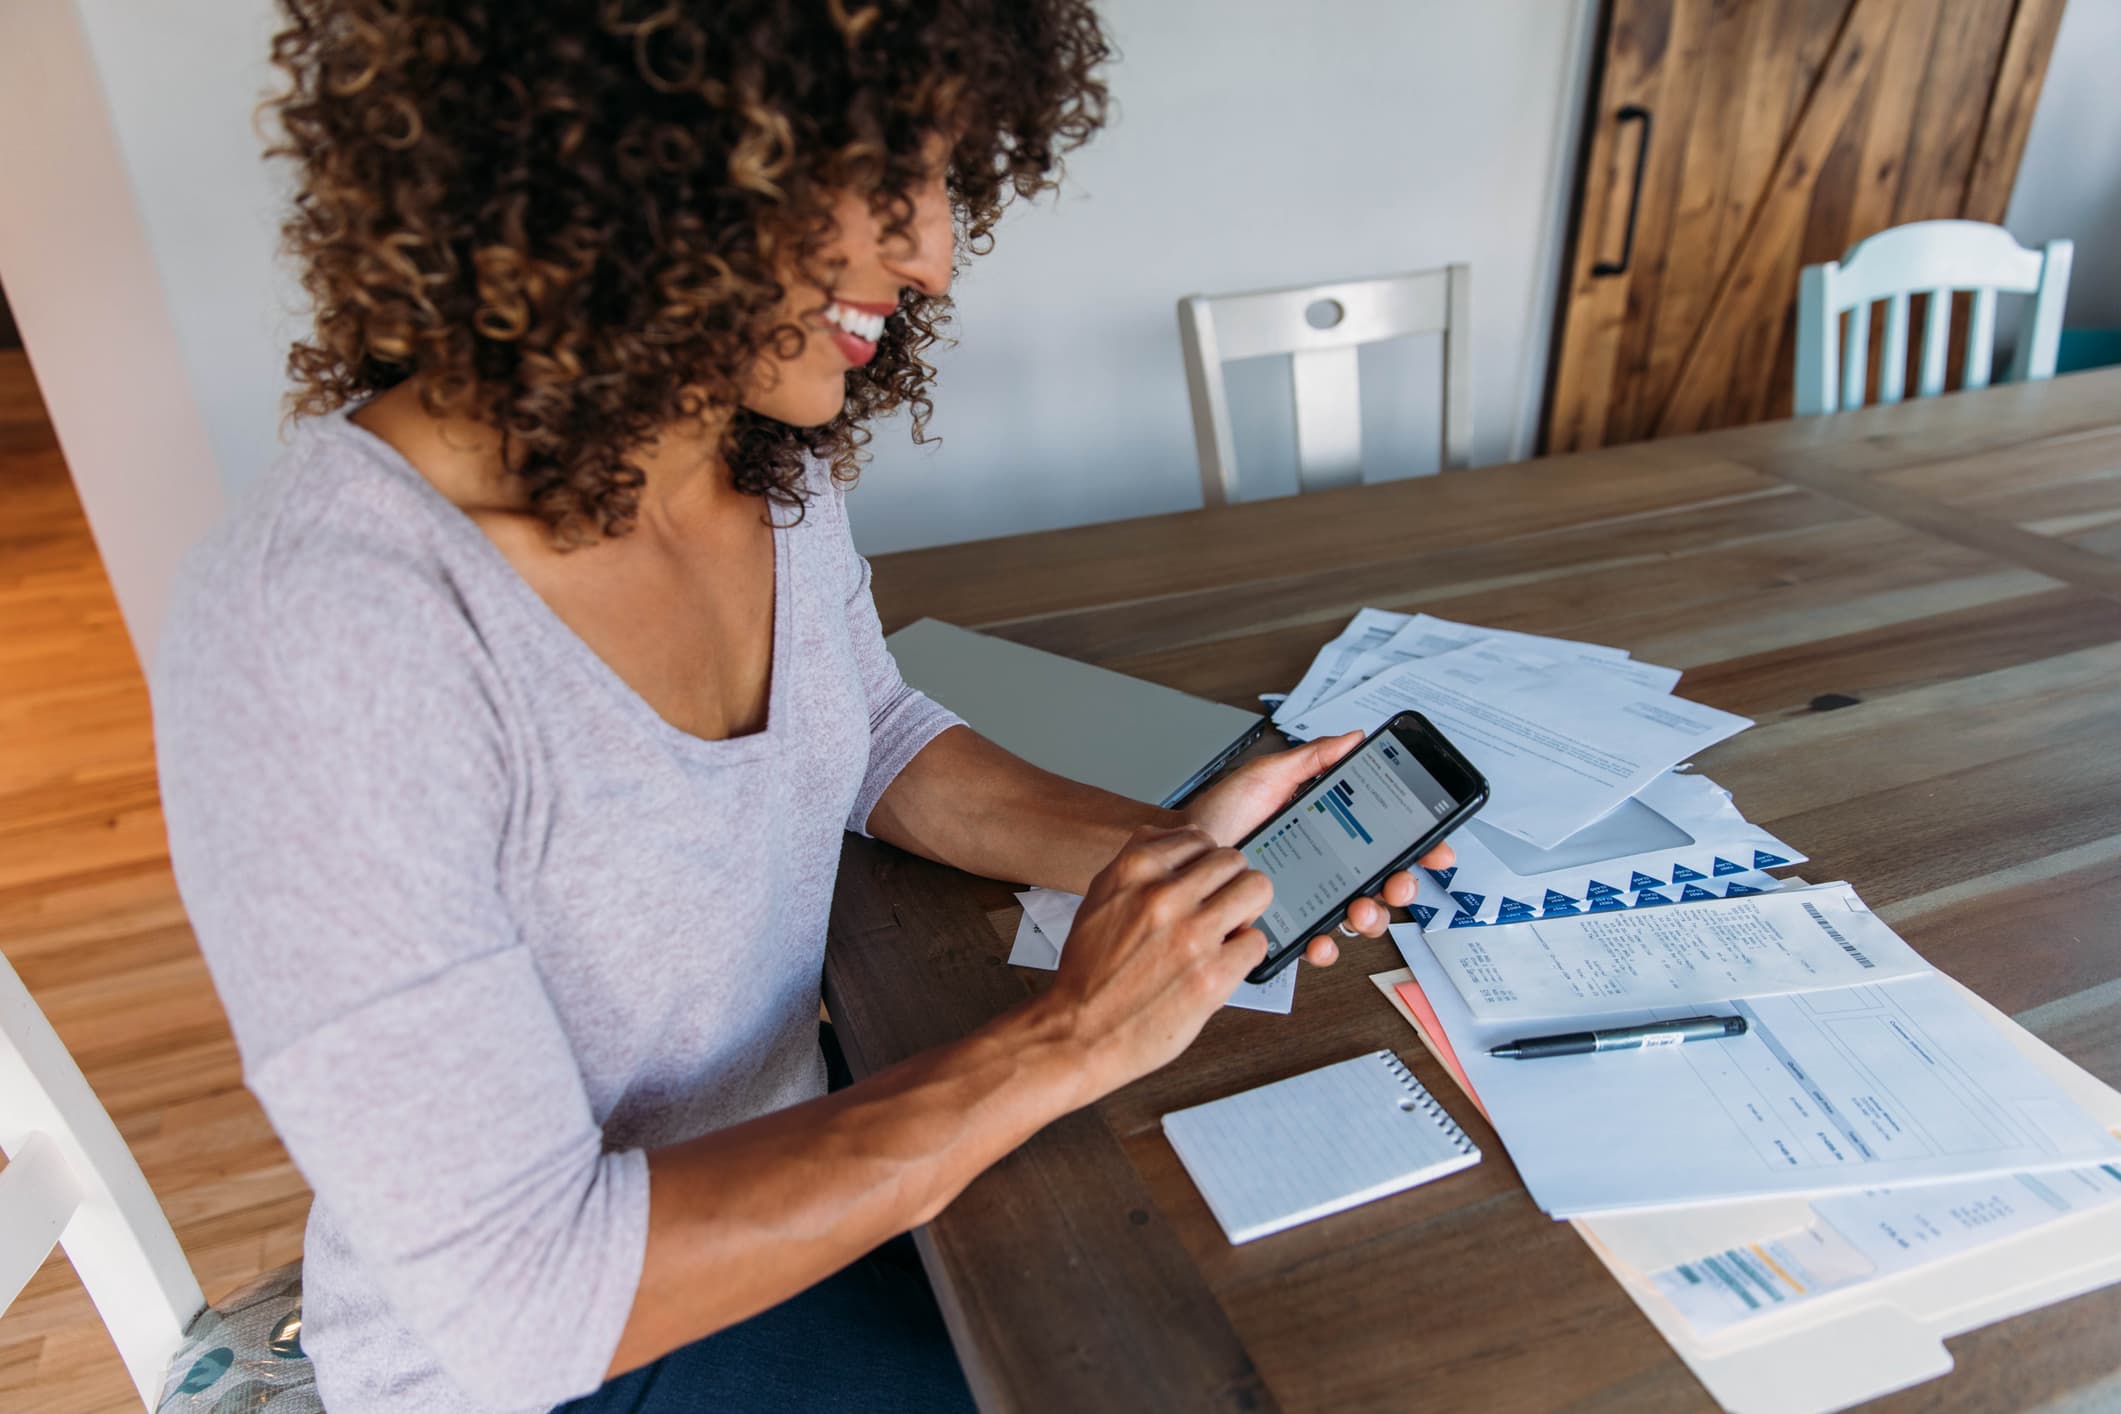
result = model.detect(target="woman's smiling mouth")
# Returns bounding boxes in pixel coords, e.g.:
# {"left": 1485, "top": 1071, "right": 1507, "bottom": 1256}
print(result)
{"left": 821, "top": 297, "right": 895, "bottom": 365}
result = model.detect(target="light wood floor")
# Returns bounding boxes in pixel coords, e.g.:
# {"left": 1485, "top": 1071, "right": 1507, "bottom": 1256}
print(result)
{"left": 0, "top": 348, "right": 310, "bottom": 1414}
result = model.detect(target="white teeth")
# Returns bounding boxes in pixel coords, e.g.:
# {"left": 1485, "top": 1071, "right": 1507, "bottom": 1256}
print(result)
{"left": 826, "top": 302, "right": 887, "bottom": 343}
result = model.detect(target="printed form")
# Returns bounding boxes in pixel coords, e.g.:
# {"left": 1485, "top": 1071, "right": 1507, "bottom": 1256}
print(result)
{"left": 1286, "top": 642, "right": 1751, "bottom": 848}
{"left": 1279, "top": 613, "right": 1656, "bottom": 723}
{"left": 1427, "top": 883, "right": 1929, "bottom": 1022}
{"left": 1650, "top": 1164, "right": 2121, "bottom": 1336}
{"left": 1273, "top": 608, "right": 1412, "bottom": 725}
{"left": 1394, "top": 926, "right": 2121, "bottom": 1215}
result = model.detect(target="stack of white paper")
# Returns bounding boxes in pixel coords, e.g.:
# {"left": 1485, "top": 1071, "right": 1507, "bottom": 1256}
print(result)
{"left": 1271, "top": 607, "right": 2121, "bottom": 1411}
{"left": 1283, "top": 638, "right": 1751, "bottom": 849}
{"left": 1372, "top": 955, "right": 2121, "bottom": 1414}
{"left": 1274, "top": 611, "right": 1784, "bottom": 927}
{"left": 1272, "top": 611, "right": 1661, "bottom": 727}
{"left": 1389, "top": 903, "right": 2121, "bottom": 1217}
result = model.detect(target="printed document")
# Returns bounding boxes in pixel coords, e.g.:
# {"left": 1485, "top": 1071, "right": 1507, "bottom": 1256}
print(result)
{"left": 1394, "top": 926, "right": 2121, "bottom": 1215}
{"left": 1427, "top": 882, "right": 1927, "bottom": 1022}
{"left": 1273, "top": 608, "right": 1410, "bottom": 725}
{"left": 1285, "top": 642, "right": 1752, "bottom": 848}
{"left": 1650, "top": 1164, "right": 2121, "bottom": 1336}
{"left": 1289, "top": 614, "right": 1653, "bottom": 721}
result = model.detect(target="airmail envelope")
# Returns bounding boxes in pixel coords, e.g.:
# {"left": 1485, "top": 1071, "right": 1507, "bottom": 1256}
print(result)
{"left": 1415, "top": 771, "right": 1804, "bottom": 926}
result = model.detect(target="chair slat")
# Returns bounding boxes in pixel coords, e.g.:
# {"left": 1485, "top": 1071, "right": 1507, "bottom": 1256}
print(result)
{"left": 1178, "top": 298, "right": 1240, "bottom": 507}
{"left": 1441, "top": 265, "right": 1473, "bottom": 470}
{"left": 1917, "top": 289, "right": 1952, "bottom": 399}
{"left": 1794, "top": 263, "right": 1836, "bottom": 417}
{"left": 2, "top": 950, "right": 205, "bottom": 1409}
{"left": 1841, "top": 303, "right": 1871, "bottom": 411}
{"left": 2013, "top": 241, "right": 2075, "bottom": 381}
{"left": 0, "top": 1133, "right": 83, "bottom": 1312}
{"left": 1964, "top": 287, "right": 1998, "bottom": 390}
{"left": 1291, "top": 346, "right": 1364, "bottom": 493}
{"left": 1178, "top": 265, "right": 1470, "bottom": 503}
{"left": 1879, "top": 292, "right": 1910, "bottom": 404}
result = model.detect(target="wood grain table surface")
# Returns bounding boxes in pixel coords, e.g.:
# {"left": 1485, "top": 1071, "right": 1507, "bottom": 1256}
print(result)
{"left": 823, "top": 368, "right": 2121, "bottom": 1413}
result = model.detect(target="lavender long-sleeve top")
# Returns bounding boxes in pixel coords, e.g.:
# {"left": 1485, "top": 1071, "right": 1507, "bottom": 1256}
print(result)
{"left": 151, "top": 413, "right": 960, "bottom": 1414}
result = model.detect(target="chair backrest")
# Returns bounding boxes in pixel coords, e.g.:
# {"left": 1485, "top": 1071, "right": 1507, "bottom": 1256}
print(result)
{"left": 1795, "top": 219, "right": 2073, "bottom": 416}
{"left": 1178, "top": 265, "right": 1472, "bottom": 506}
{"left": 1, "top": 947, "right": 203, "bottom": 1409}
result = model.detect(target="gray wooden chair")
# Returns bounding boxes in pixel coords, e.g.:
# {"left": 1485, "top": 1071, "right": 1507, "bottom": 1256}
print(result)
{"left": 1795, "top": 220, "right": 2073, "bottom": 415}
{"left": 1178, "top": 265, "right": 1472, "bottom": 506}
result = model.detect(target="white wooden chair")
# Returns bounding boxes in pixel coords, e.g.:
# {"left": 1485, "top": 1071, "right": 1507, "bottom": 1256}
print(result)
{"left": 1795, "top": 219, "right": 2073, "bottom": 416}
{"left": 1178, "top": 265, "right": 1472, "bottom": 506}
{"left": 0, "top": 947, "right": 318, "bottom": 1411}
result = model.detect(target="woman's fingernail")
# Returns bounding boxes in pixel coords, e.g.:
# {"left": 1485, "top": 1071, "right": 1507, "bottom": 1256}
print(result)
{"left": 1337, "top": 922, "right": 1360, "bottom": 938}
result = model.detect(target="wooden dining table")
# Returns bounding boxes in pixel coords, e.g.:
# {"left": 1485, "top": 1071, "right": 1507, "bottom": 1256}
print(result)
{"left": 823, "top": 367, "right": 2121, "bottom": 1413}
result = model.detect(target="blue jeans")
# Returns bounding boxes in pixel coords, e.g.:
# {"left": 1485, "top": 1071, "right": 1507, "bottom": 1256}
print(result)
{"left": 558, "top": 1027, "right": 976, "bottom": 1412}
{"left": 554, "top": 1237, "right": 975, "bottom": 1413}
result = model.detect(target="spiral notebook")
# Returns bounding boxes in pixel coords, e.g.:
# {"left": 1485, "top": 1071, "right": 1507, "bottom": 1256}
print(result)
{"left": 1163, "top": 1050, "right": 1481, "bottom": 1244}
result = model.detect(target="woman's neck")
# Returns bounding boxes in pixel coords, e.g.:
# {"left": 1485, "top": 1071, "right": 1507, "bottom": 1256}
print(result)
{"left": 348, "top": 379, "right": 740, "bottom": 540}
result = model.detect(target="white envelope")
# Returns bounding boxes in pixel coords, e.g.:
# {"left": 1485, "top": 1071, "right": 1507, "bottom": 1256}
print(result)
{"left": 1417, "top": 771, "right": 1804, "bottom": 924}
{"left": 1371, "top": 965, "right": 2121, "bottom": 1414}
{"left": 1412, "top": 868, "right": 1784, "bottom": 932}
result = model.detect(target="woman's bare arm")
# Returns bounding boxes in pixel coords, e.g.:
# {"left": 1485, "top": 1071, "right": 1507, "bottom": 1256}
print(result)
{"left": 604, "top": 826, "right": 1270, "bottom": 1377}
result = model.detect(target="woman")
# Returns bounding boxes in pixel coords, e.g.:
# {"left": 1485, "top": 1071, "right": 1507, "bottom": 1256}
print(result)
{"left": 152, "top": 3, "right": 1450, "bottom": 1412}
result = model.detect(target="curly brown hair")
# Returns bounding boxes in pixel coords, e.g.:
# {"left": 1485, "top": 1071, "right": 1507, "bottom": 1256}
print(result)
{"left": 268, "top": 0, "right": 1110, "bottom": 544}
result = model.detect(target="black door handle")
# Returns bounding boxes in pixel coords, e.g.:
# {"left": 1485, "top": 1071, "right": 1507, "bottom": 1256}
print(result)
{"left": 1592, "top": 104, "right": 1653, "bottom": 278}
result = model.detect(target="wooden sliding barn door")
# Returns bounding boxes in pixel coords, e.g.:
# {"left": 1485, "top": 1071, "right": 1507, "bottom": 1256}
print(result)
{"left": 1542, "top": 0, "right": 2066, "bottom": 453}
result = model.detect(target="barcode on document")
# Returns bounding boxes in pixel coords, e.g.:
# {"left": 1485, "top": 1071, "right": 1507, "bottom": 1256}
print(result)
{"left": 1802, "top": 901, "right": 1873, "bottom": 968}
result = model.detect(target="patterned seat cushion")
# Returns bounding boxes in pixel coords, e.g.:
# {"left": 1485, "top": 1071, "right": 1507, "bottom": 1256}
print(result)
{"left": 156, "top": 1262, "right": 321, "bottom": 1413}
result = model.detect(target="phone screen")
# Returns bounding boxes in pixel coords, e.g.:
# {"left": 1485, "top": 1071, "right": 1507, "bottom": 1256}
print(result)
{"left": 1242, "top": 731, "right": 1465, "bottom": 954}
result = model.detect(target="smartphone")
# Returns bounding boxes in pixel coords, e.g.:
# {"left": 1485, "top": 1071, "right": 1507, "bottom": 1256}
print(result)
{"left": 1236, "top": 711, "right": 1489, "bottom": 985}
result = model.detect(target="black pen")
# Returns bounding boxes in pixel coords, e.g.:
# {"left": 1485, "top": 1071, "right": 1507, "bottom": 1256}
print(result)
{"left": 1489, "top": 1014, "right": 1747, "bottom": 1060}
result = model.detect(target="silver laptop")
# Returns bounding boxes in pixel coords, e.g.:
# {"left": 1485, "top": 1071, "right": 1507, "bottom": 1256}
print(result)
{"left": 885, "top": 618, "right": 1267, "bottom": 808}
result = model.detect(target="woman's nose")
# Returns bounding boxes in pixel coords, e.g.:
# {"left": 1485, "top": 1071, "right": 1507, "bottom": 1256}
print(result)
{"left": 881, "top": 180, "right": 955, "bottom": 299}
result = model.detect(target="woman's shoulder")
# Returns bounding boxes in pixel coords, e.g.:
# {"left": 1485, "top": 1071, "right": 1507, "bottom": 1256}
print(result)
{"left": 792, "top": 448, "right": 866, "bottom": 544}
{"left": 156, "top": 415, "right": 501, "bottom": 714}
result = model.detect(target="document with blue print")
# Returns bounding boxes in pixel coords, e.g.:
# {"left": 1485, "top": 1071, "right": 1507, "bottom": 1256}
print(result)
{"left": 1411, "top": 769, "right": 1805, "bottom": 926}
{"left": 1285, "top": 640, "right": 1751, "bottom": 849}
{"left": 1426, "top": 882, "right": 1927, "bottom": 1023}
{"left": 1649, "top": 1163, "right": 2121, "bottom": 1337}
{"left": 1272, "top": 608, "right": 1417, "bottom": 727}
{"left": 1413, "top": 866, "right": 1785, "bottom": 932}
{"left": 1394, "top": 924, "right": 2121, "bottom": 1216}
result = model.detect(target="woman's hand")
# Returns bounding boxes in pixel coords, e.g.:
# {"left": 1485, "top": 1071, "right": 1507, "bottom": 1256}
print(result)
{"left": 1040, "top": 825, "right": 1272, "bottom": 1097}
{"left": 1181, "top": 731, "right": 1456, "bottom": 967}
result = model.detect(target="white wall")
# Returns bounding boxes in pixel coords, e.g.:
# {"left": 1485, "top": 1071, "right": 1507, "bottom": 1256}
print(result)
{"left": 2006, "top": 0, "right": 2121, "bottom": 330}
{"left": 0, "top": 2, "right": 228, "bottom": 660}
{"left": 71, "top": 0, "right": 297, "bottom": 505}
{"left": 11, "top": 0, "right": 2119, "bottom": 646}
{"left": 851, "top": 0, "right": 1599, "bottom": 552}
{"left": 3, "top": 0, "right": 1597, "bottom": 634}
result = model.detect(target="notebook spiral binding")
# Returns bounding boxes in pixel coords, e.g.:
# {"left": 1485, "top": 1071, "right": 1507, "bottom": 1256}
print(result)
{"left": 1377, "top": 1050, "right": 1478, "bottom": 1156}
